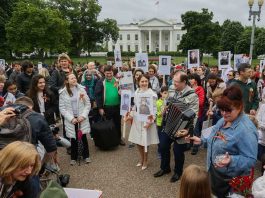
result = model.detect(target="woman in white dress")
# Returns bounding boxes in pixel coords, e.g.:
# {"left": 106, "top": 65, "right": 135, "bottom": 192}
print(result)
{"left": 127, "top": 74, "right": 159, "bottom": 170}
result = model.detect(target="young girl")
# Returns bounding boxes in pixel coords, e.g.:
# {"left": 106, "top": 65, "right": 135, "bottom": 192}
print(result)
{"left": 59, "top": 73, "right": 91, "bottom": 165}
{"left": 4, "top": 80, "right": 24, "bottom": 99}
{"left": 27, "top": 74, "right": 57, "bottom": 125}
{"left": 0, "top": 76, "right": 16, "bottom": 107}
{"left": 179, "top": 164, "right": 211, "bottom": 198}
{"left": 127, "top": 74, "right": 159, "bottom": 170}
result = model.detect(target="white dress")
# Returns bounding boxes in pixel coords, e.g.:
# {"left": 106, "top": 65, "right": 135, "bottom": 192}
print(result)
{"left": 128, "top": 88, "right": 159, "bottom": 146}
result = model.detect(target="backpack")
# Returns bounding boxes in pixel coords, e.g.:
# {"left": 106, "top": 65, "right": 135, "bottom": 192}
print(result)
{"left": 0, "top": 105, "right": 33, "bottom": 149}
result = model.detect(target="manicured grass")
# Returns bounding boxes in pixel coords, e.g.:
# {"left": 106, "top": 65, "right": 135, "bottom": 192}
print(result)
{"left": 7, "top": 56, "right": 260, "bottom": 67}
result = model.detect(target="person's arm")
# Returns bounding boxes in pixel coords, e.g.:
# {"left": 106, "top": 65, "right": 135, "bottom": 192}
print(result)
{"left": 95, "top": 80, "right": 104, "bottom": 109}
{"left": 250, "top": 83, "right": 259, "bottom": 112}
{"left": 16, "top": 74, "right": 22, "bottom": 92}
{"left": 227, "top": 126, "right": 258, "bottom": 173}
{"left": 48, "top": 70, "right": 60, "bottom": 93}
{"left": 79, "top": 88, "right": 91, "bottom": 120}
{"left": 59, "top": 92, "right": 75, "bottom": 123}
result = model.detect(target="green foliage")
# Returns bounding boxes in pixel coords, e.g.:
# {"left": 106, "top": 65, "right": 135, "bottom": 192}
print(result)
{"left": 5, "top": 1, "right": 71, "bottom": 56}
{"left": 220, "top": 20, "right": 244, "bottom": 53}
{"left": 48, "top": 0, "right": 119, "bottom": 55}
{"left": 254, "top": 28, "right": 265, "bottom": 56}
{"left": 179, "top": 9, "right": 221, "bottom": 56}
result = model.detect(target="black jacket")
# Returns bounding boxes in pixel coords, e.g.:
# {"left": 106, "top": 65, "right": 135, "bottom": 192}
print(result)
{"left": 16, "top": 72, "right": 35, "bottom": 94}
{"left": 27, "top": 111, "right": 57, "bottom": 153}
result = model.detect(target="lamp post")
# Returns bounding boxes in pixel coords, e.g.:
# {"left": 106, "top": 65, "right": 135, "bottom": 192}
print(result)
{"left": 248, "top": 0, "right": 263, "bottom": 62}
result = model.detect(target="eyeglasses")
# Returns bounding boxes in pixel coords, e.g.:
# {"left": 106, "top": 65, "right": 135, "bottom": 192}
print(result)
{"left": 220, "top": 108, "right": 236, "bottom": 113}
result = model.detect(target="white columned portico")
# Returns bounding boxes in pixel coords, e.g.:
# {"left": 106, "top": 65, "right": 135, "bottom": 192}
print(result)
{"left": 169, "top": 30, "right": 173, "bottom": 51}
{"left": 159, "top": 30, "right": 162, "bottom": 51}
{"left": 149, "top": 30, "right": 152, "bottom": 52}
{"left": 139, "top": 30, "right": 142, "bottom": 52}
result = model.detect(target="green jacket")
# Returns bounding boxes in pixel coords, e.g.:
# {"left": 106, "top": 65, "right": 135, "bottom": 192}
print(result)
{"left": 231, "top": 79, "right": 259, "bottom": 113}
{"left": 156, "top": 98, "right": 165, "bottom": 126}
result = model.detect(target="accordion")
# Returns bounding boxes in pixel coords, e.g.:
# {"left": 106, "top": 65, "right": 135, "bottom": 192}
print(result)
{"left": 162, "top": 100, "right": 196, "bottom": 141}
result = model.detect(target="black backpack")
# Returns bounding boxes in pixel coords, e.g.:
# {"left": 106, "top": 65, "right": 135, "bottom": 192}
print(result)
{"left": 0, "top": 105, "right": 33, "bottom": 149}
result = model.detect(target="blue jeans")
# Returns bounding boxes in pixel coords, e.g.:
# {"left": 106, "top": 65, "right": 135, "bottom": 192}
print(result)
{"left": 157, "top": 126, "right": 163, "bottom": 154}
{"left": 159, "top": 131, "right": 186, "bottom": 175}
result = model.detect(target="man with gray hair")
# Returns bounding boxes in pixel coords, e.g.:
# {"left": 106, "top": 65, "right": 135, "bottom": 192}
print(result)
{"left": 154, "top": 71, "right": 199, "bottom": 183}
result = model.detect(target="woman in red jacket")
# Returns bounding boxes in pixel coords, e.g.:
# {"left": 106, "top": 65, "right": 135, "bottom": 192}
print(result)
{"left": 189, "top": 73, "right": 205, "bottom": 155}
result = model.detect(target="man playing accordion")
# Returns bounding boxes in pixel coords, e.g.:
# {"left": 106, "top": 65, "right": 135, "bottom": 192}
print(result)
{"left": 154, "top": 71, "right": 199, "bottom": 183}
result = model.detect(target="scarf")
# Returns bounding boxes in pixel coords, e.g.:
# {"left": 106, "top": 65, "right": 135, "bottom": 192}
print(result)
{"left": 82, "top": 72, "right": 95, "bottom": 100}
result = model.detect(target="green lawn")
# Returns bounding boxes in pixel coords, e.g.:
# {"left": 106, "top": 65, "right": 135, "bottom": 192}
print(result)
{"left": 8, "top": 56, "right": 261, "bottom": 67}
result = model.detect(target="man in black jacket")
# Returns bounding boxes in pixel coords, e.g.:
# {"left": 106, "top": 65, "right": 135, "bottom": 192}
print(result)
{"left": 16, "top": 60, "right": 35, "bottom": 94}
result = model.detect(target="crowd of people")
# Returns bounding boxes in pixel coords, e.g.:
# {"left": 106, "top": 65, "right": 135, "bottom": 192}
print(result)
{"left": 0, "top": 53, "right": 265, "bottom": 197}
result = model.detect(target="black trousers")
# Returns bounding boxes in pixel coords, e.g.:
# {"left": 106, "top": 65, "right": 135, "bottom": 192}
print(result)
{"left": 104, "top": 105, "right": 121, "bottom": 140}
{"left": 159, "top": 131, "right": 186, "bottom": 175}
{"left": 70, "top": 123, "right": 89, "bottom": 160}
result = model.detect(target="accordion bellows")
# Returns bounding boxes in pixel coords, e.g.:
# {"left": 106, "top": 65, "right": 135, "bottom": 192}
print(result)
{"left": 163, "top": 100, "right": 196, "bottom": 141}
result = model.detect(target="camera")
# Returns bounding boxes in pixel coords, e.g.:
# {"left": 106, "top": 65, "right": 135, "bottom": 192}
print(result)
{"left": 58, "top": 174, "right": 70, "bottom": 187}
{"left": 50, "top": 124, "right": 60, "bottom": 135}
{"left": 13, "top": 104, "right": 28, "bottom": 115}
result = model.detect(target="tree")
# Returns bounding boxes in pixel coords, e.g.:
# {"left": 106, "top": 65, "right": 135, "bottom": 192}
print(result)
{"left": 235, "top": 27, "right": 263, "bottom": 57}
{"left": 178, "top": 9, "right": 221, "bottom": 58}
{"left": 48, "top": 0, "right": 119, "bottom": 55}
{"left": 254, "top": 28, "right": 265, "bottom": 56}
{"left": 5, "top": 1, "right": 71, "bottom": 57}
{"left": 0, "top": 0, "right": 19, "bottom": 58}
{"left": 220, "top": 20, "right": 244, "bottom": 54}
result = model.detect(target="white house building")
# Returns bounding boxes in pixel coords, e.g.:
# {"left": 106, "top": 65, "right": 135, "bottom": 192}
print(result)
{"left": 107, "top": 18, "right": 186, "bottom": 52}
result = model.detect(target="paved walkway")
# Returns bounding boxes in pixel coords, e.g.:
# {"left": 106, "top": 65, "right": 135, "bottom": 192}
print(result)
{"left": 59, "top": 137, "right": 208, "bottom": 198}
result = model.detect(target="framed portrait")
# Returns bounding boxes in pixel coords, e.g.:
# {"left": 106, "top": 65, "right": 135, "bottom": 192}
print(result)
{"left": 135, "top": 53, "right": 148, "bottom": 72}
{"left": 136, "top": 93, "right": 153, "bottom": 122}
{"left": 120, "top": 90, "right": 132, "bottom": 116}
{"left": 233, "top": 54, "right": 250, "bottom": 71}
{"left": 114, "top": 48, "right": 122, "bottom": 67}
{"left": 158, "top": 56, "right": 171, "bottom": 75}
{"left": 188, "top": 49, "right": 199, "bottom": 69}
{"left": 218, "top": 51, "right": 231, "bottom": 70}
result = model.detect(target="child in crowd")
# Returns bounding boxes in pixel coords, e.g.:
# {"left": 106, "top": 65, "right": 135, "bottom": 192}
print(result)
{"left": 207, "top": 89, "right": 223, "bottom": 125}
{"left": 156, "top": 86, "right": 169, "bottom": 159}
{"left": 179, "top": 164, "right": 211, "bottom": 198}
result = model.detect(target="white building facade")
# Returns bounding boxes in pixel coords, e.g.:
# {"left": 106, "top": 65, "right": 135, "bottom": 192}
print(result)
{"left": 107, "top": 18, "right": 186, "bottom": 52}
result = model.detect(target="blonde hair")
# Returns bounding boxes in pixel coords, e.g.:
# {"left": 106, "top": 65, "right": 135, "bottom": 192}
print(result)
{"left": 0, "top": 75, "right": 6, "bottom": 83}
{"left": 179, "top": 164, "right": 211, "bottom": 198}
{"left": 0, "top": 141, "right": 41, "bottom": 181}
{"left": 38, "top": 68, "right": 50, "bottom": 78}
{"left": 57, "top": 53, "right": 71, "bottom": 63}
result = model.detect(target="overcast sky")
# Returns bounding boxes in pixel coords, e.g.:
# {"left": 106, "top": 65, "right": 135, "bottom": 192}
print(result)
{"left": 98, "top": 0, "right": 265, "bottom": 27}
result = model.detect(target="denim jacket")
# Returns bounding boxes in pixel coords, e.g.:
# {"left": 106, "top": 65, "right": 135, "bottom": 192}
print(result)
{"left": 202, "top": 113, "right": 258, "bottom": 177}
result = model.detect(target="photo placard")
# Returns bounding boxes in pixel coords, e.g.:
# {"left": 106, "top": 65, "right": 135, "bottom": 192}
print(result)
{"left": 158, "top": 56, "right": 171, "bottom": 75}
{"left": 218, "top": 51, "right": 231, "bottom": 70}
{"left": 135, "top": 53, "right": 148, "bottom": 72}
{"left": 188, "top": 49, "right": 200, "bottom": 69}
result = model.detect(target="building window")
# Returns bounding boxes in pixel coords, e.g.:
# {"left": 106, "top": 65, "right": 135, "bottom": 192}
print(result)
{"left": 112, "top": 45, "right": 115, "bottom": 51}
{"left": 127, "top": 34, "right": 130, "bottom": 40}
{"left": 146, "top": 33, "right": 149, "bottom": 41}
{"left": 135, "top": 45, "right": 138, "bottom": 52}
{"left": 177, "top": 34, "right": 180, "bottom": 40}
{"left": 135, "top": 34, "right": 138, "bottom": 40}
{"left": 119, "top": 34, "right": 122, "bottom": 40}
{"left": 165, "top": 34, "right": 168, "bottom": 41}
{"left": 165, "top": 45, "right": 168, "bottom": 52}
{"left": 147, "top": 45, "right": 149, "bottom": 52}
{"left": 128, "top": 45, "right": 130, "bottom": 52}
{"left": 120, "top": 45, "right": 123, "bottom": 52}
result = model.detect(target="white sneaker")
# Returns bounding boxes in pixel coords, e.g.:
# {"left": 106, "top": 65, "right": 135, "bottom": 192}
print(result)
{"left": 70, "top": 160, "right": 76, "bottom": 166}
{"left": 85, "top": 157, "right": 92, "bottom": 163}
